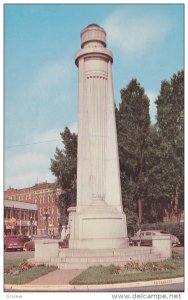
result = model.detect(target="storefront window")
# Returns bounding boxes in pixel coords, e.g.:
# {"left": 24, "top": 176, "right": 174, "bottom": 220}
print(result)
{"left": 21, "top": 210, "right": 25, "bottom": 220}
{"left": 6, "top": 209, "right": 11, "bottom": 219}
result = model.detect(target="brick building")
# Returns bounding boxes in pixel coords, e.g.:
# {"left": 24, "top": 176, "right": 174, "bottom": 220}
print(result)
{"left": 4, "top": 182, "right": 62, "bottom": 236}
{"left": 4, "top": 199, "right": 37, "bottom": 236}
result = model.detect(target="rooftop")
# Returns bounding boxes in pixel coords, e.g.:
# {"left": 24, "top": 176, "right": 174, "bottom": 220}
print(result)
{"left": 4, "top": 199, "right": 37, "bottom": 210}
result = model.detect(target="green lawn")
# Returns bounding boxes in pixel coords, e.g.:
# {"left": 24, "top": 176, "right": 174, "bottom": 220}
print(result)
{"left": 70, "top": 252, "right": 184, "bottom": 285}
{"left": 4, "top": 258, "right": 57, "bottom": 285}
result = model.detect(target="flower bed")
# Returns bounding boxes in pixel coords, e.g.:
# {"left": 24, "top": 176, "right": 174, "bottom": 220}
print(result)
{"left": 4, "top": 259, "right": 57, "bottom": 285}
{"left": 114, "top": 261, "right": 168, "bottom": 274}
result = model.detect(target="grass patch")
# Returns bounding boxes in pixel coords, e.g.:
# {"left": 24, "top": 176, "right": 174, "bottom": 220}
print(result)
{"left": 4, "top": 258, "right": 25, "bottom": 268}
{"left": 70, "top": 252, "right": 184, "bottom": 285}
{"left": 4, "top": 258, "right": 57, "bottom": 285}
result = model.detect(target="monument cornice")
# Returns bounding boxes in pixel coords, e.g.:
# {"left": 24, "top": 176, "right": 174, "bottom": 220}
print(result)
{"left": 75, "top": 47, "right": 113, "bottom": 66}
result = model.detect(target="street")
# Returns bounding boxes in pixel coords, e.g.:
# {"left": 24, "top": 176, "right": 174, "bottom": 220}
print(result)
{"left": 93, "top": 283, "right": 184, "bottom": 292}
{"left": 4, "top": 250, "right": 34, "bottom": 260}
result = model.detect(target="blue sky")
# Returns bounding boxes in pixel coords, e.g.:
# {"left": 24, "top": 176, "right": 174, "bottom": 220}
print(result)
{"left": 4, "top": 3, "right": 184, "bottom": 189}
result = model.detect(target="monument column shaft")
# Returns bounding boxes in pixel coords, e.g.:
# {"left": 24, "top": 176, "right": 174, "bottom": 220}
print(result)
{"left": 69, "top": 24, "right": 128, "bottom": 249}
{"left": 76, "top": 55, "right": 123, "bottom": 211}
{"left": 86, "top": 74, "right": 107, "bottom": 202}
{"left": 76, "top": 52, "right": 124, "bottom": 211}
{"left": 77, "top": 57, "right": 109, "bottom": 208}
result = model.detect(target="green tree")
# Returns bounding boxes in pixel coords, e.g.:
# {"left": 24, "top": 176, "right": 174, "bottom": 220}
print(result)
{"left": 144, "top": 124, "right": 167, "bottom": 222}
{"left": 50, "top": 127, "right": 77, "bottom": 227}
{"left": 117, "top": 79, "right": 150, "bottom": 226}
{"left": 154, "top": 70, "right": 184, "bottom": 221}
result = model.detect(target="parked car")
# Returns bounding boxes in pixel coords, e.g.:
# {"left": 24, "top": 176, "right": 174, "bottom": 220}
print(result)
{"left": 20, "top": 235, "right": 31, "bottom": 244}
{"left": 177, "top": 234, "right": 184, "bottom": 246}
{"left": 23, "top": 240, "right": 35, "bottom": 251}
{"left": 130, "top": 230, "right": 180, "bottom": 247}
{"left": 4, "top": 235, "right": 24, "bottom": 251}
{"left": 23, "top": 235, "right": 52, "bottom": 251}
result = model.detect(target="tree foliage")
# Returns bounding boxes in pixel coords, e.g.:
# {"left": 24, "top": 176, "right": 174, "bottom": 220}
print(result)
{"left": 154, "top": 70, "right": 184, "bottom": 220}
{"left": 116, "top": 79, "right": 150, "bottom": 225}
{"left": 50, "top": 127, "right": 77, "bottom": 226}
{"left": 144, "top": 125, "right": 168, "bottom": 222}
{"left": 116, "top": 71, "right": 184, "bottom": 229}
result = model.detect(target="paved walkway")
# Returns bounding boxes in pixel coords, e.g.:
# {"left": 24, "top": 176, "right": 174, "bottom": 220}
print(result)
{"left": 28, "top": 268, "right": 83, "bottom": 285}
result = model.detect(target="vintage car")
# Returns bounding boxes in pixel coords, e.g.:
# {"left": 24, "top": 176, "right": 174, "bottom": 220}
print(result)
{"left": 23, "top": 239, "right": 35, "bottom": 251}
{"left": 20, "top": 235, "right": 31, "bottom": 244}
{"left": 4, "top": 235, "right": 24, "bottom": 251}
{"left": 130, "top": 230, "right": 180, "bottom": 247}
{"left": 23, "top": 235, "right": 51, "bottom": 251}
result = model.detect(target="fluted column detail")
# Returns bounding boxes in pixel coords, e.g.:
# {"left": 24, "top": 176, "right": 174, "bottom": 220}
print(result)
{"left": 86, "top": 75, "right": 107, "bottom": 202}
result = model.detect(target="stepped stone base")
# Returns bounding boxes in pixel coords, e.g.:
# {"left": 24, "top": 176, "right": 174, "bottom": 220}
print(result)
{"left": 49, "top": 247, "right": 162, "bottom": 269}
{"left": 35, "top": 236, "right": 172, "bottom": 270}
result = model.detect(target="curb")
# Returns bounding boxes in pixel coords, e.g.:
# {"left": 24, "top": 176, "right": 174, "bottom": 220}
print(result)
{"left": 5, "top": 277, "right": 184, "bottom": 291}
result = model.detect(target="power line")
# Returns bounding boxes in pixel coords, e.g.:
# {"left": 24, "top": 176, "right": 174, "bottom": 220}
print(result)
{"left": 5, "top": 139, "right": 62, "bottom": 149}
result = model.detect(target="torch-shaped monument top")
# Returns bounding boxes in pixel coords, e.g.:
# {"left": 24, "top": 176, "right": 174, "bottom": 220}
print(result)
{"left": 81, "top": 24, "right": 106, "bottom": 48}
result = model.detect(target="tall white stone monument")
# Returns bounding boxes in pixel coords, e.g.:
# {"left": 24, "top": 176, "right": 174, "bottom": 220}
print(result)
{"left": 34, "top": 24, "right": 171, "bottom": 270}
{"left": 69, "top": 24, "right": 128, "bottom": 249}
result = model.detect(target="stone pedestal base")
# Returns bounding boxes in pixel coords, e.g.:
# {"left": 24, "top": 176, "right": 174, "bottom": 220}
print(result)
{"left": 69, "top": 203, "right": 128, "bottom": 249}
{"left": 152, "top": 234, "right": 172, "bottom": 259}
{"left": 35, "top": 239, "right": 60, "bottom": 263}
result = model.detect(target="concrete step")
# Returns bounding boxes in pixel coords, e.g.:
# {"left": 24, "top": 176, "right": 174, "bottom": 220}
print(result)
{"left": 50, "top": 248, "right": 162, "bottom": 269}
{"left": 58, "top": 247, "right": 153, "bottom": 258}
{"left": 56, "top": 253, "right": 158, "bottom": 263}
{"left": 57, "top": 254, "right": 162, "bottom": 270}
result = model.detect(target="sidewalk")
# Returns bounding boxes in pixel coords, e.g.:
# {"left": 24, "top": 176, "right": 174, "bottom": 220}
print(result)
{"left": 27, "top": 268, "right": 83, "bottom": 285}
{"left": 4, "top": 267, "right": 184, "bottom": 292}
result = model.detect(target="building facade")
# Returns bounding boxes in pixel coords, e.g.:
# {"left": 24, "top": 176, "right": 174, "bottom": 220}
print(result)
{"left": 4, "top": 182, "right": 62, "bottom": 236}
{"left": 4, "top": 199, "right": 37, "bottom": 236}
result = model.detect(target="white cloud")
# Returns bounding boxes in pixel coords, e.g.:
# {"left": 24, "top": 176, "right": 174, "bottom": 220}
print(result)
{"left": 5, "top": 128, "right": 62, "bottom": 189}
{"left": 146, "top": 91, "right": 158, "bottom": 124}
{"left": 32, "top": 60, "right": 72, "bottom": 97}
{"left": 5, "top": 171, "right": 55, "bottom": 190}
{"left": 69, "top": 122, "right": 78, "bottom": 134}
{"left": 5, "top": 149, "right": 56, "bottom": 189}
{"left": 102, "top": 8, "right": 171, "bottom": 57}
{"left": 30, "top": 128, "right": 63, "bottom": 148}
{"left": 21, "top": 58, "right": 75, "bottom": 106}
{"left": 6, "top": 152, "right": 47, "bottom": 171}
{"left": 4, "top": 124, "right": 78, "bottom": 190}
